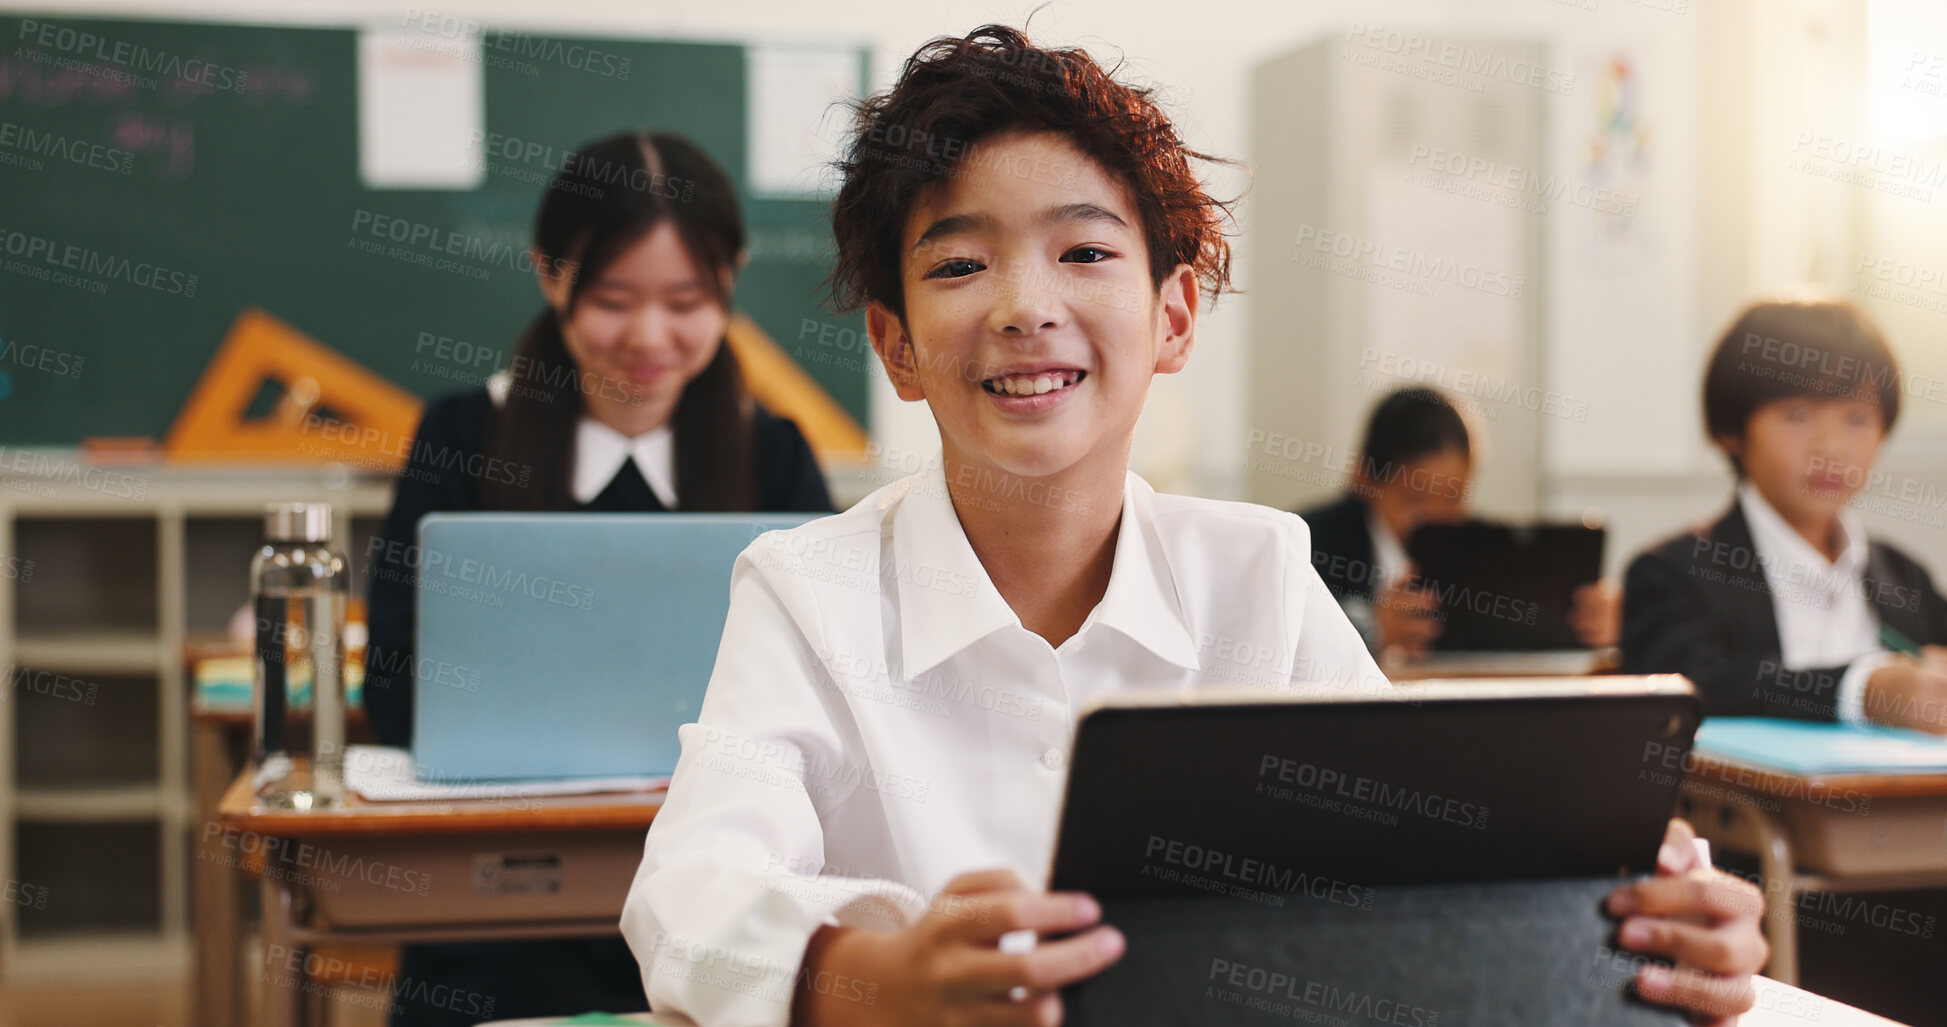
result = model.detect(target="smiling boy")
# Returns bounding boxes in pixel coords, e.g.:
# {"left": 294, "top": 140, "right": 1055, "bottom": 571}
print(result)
{"left": 623, "top": 25, "right": 1765, "bottom": 1027}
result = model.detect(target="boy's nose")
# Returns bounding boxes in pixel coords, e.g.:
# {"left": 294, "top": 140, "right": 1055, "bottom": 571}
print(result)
{"left": 993, "top": 278, "right": 1061, "bottom": 335}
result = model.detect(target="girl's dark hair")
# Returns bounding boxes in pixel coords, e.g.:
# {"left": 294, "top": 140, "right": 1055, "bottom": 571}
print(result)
{"left": 1357, "top": 388, "right": 1472, "bottom": 485}
{"left": 1702, "top": 294, "right": 1901, "bottom": 477}
{"left": 480, "top": 132, "right": 753, "bottom": 511}
{"left": 827, "top": 24, "right": 1237, "bottom": 320}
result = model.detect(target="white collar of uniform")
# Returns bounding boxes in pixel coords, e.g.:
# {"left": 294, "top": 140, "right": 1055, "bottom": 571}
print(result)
{"left": 892, "top": 458, "right": 1201, "bottom": 678}
{"left": 572, "top": 417, "right": 676, "bottom": 507}
{"left": 1737, "top": 480, "right": 1869, "bottom": 583}
{"left": 1366, "top": 508, "right": 1410, "bottom": 588}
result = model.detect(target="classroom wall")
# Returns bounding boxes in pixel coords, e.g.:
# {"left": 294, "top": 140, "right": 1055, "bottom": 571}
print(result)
{"left": 21, "top": 0, "right": 1944, "bottom": 574}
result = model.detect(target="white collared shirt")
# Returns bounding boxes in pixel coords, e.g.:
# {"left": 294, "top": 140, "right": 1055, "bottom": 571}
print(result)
{"left": 1737, "top": 482, "right": 1889, "bottom": 724}
{"left": 573, "top": 418, "right": 677, "bottom": 508}
{"left": 1368, "top": 511, "right": 1411, "bottom": 590}
{"left": 620, "top": 462, "right": 1387, "bottom": 1025}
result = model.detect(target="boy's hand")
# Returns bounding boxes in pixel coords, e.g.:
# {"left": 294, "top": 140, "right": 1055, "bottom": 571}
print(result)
{"left": 1568, "top": 581, "right": 1621, "bottom": 649}
{"left": 1606, "top": 819, "right": 1767, "bottom": 1025}
{"left": 1864, "top": 658, "right": 1947, "bottom": 734}
{"left": 792, "top": 869, "right": 1125, "bottom": 1027}
{"left": 1376, "top": 571, "right": 1442, "bottom": 658}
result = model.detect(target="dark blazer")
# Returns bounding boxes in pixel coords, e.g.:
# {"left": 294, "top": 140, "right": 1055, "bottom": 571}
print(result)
{"left": 362, "top": 386, "right": 834, "bottom": 748}
{"left": 1621, "top": 499, "right": 1947, "bottom": 721}
{"left": 1299, "top": 492, "right": 1384, "bottom": 604}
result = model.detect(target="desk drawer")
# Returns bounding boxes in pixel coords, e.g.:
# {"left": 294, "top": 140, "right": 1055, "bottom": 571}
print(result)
{"left": 1785, "top": 795, "right": 1947, "bottom": 876}
{"left": 281, "top": 829, "right": 642, "bottom": 928}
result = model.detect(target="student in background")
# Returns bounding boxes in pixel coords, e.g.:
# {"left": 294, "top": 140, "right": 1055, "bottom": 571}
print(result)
{"left": 1301, "top": 387, "right": 1619, "bottom": 658}
{"left": 365, "top": 131, "right": 832, "bottom": 749}
{"left": 363, "top": 132, "right": 831, "bottom": 1026}
{"left": 624, "top": 27, "right": 1765, "bottom": 1026}
{"left": 1622, "top": 294, "right": 1947, "bottom": 729}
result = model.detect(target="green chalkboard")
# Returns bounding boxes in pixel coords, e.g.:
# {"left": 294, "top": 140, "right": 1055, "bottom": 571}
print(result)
{"left": 0, "top": 15, "right": 867, "bottom": 444}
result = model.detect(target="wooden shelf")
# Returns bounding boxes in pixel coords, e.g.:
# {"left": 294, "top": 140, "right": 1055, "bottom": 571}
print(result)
{"left": 0, "top": 458, "right": 401, "bottom": 984}
{"left": 7, "top": 931, "right": 189, "bottom": 983}
{"left": 15, "top": 629, "right": 162, "bottom": 674}
{"left": 15, "top": 785, "right": 170, "bottom": 822}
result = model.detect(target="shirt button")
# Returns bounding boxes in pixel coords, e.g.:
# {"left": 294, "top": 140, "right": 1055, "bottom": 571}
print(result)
{"left": 1042, "top": 748, "right": 1065, "bottom": 771}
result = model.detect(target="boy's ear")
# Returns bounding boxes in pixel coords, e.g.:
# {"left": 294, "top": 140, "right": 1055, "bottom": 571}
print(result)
{"left": 1713, "top": 433, "right": 1747, "bottom": 476}
{"left": 533, "top": 249, "right": 571, "bottom": 313}
{"left": 867, "top": 302, "right": 928, "bottom": 402}
{"left": 1153, "top": 263, "right": 1198, "bottom": 375}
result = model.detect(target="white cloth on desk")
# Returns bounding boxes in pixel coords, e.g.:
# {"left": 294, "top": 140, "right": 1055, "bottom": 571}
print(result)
{"left": 619, "top": 463, "right": 1388, "bottom": 1027}
{"left": 1742, "top": 975, "right": 1906, "bottom": 1025}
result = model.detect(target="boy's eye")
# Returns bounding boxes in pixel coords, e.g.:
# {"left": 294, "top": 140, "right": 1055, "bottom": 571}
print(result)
{"left": 924, "top": 259, "right": 985, "bottom": 280}
{"left": 1061, "top": 246, "right": 1115, "bottom": 264}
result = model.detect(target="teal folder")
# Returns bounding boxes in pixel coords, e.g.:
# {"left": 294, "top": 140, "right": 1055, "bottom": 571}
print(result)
{"left": 1693, "top": 718, "right": 1947, "bottom": 775}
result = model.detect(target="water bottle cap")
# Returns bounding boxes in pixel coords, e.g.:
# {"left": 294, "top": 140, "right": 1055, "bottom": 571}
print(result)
{"left": 265, "top": 502, "right": 332, "bottom": 543}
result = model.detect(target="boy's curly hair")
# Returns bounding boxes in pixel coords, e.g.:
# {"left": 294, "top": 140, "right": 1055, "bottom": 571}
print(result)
{"left": 828, "top": 24, "right": 1237, "bottom": 320}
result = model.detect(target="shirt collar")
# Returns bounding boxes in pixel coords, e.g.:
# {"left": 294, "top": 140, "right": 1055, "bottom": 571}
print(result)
{"left": 1736, "top": 480, "right": 1870, "bottom": 582}
{"left": 573, "top": 418, "right": 676, "bottom": 507}
{"left": 1366, "top": 510, "right": 1410, "bottom": 589}
{"left": 892, "top": 460, "right": 1201, "bottom": 677}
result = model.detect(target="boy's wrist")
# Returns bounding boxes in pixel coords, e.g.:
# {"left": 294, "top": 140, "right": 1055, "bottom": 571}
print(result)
{"left": 1862, "top": 656, "right": 1918, "bottom": 727}
{"left": 1837, "top": 652, "right": 1896, "bottom": 725}
{"left": 794, "top": 923, "right": 904, "bottom": 1027}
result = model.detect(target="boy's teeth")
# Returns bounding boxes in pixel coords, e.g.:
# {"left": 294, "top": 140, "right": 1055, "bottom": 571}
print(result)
{"left": 991, "top": 373, "right": 1073, "bottom": 396}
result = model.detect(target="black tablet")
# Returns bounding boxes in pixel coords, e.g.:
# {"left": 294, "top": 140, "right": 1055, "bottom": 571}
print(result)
{"left": 1405, "top": 519, "right": 1606, "bottom": 651}
{"left": 1049, "top": 678, "right": 1703, "bottom": 1026}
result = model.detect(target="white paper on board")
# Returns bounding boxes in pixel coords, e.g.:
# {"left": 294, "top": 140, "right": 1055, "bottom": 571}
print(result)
{"left": 747, "top": 46, "right": 859, "bottom": 198}
{"left": 357, "top": 28, "right": 485, "bottom": 190}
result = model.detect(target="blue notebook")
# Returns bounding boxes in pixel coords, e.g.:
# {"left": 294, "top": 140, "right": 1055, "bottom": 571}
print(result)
{"left": 1693, "top": 718, "right": 1947, "bottom": 775}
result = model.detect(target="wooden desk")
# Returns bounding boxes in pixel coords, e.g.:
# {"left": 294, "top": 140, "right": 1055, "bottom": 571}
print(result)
{"left": 1678, "top": 752, "right": 1947, "bottom": 986}
{"left": 190, "top": 698, "right": 372, "bottom": 1027}
{"left": 1384, "top": 648, "right": 1617, "bottom": 680}
{"left": 213, "top": 766, "right": 661, "bottom": 1027}
{"left": 462, "top": 976, "right": 1894, "bottom": 1027}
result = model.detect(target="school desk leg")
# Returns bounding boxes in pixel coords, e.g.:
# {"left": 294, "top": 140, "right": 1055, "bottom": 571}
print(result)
{"left": 1748, "top": 809, "right": 1801, "bottom": 985}
{"left": 260, "top": 874, "right": 303, "bottom": 1027}
{"left": 193, "top": 720, "right": 245, "bottom": 1027}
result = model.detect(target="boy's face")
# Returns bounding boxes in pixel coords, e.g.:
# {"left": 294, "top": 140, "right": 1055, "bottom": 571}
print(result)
{"left": 1729, "top": 395, "right": 1886, "bottom": 527}
{"left": 1363, "top": 447, "right": 1472, "bottom": 544}
{"left": 867, "top": 129, "right": 1197, "bottom": 483}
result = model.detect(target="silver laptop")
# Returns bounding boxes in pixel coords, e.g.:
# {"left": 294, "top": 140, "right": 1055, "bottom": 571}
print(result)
{"left": 412, "top": 512, "right": 815, "bottom": 780}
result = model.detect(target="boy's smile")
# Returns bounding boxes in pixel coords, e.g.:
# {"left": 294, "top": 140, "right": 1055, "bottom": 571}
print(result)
{"left": 868, "top": 129, "right": 1196, "bottom": 485}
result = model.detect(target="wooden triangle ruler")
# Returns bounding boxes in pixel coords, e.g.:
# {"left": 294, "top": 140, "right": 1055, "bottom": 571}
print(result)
{"left": 164, "top": 309, "right": 423, "bottom": 469}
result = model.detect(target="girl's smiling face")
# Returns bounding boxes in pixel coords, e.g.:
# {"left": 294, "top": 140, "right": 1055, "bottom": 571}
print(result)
{"left": 868, "top": 129, "right": 1197, "bottom": 482}
{"left": 540, "top": 219, "right": 729, "bottom": 426}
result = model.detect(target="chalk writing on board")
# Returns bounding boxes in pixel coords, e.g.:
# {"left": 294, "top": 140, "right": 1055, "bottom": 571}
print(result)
{"left": 0, "top": 57, "right": 316, "bottom": 108}
{"left": 114, "top": 112, "right": 194, "bottom": 180}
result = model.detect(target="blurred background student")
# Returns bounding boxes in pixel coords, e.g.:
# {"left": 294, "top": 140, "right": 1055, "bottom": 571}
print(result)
{"left": 1300, "top": 387, "right": 1619, "bottom": 659}
{"left": 1621, "top": 294, "right": 1947, "bottom": 729}
{"left": 1619, "top": 290, "right": 1947, "bottom": 1027}
{"left": 363, "top": 131, "right": 832, "bottom": 1026}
